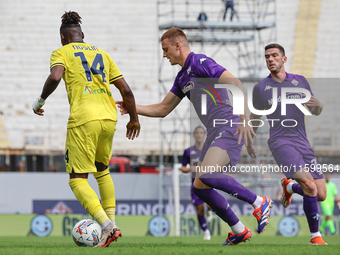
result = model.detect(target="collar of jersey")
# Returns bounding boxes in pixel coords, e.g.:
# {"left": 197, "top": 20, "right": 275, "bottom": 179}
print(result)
{"left": 183, "top": 52, "right": 194, "bottom": 69}
{"left": 265, "top": 72, "right": 292, "bottom": 85}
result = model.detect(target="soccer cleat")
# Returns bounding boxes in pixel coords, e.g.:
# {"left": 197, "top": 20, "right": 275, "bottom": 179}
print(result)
{"left": 221, "top": 227, "right": 252, "bottom": 246}
{"left": 94, "top": 222, "right": 122, "bottom": 248}
{"left": 310, "top": 236, "right": 327, "bottom": 245}
{"left": 206, "top": 209, "right": 213, "bottom": 223}
{"left": 253, "top": 196, "right": 272, "bottom": 234}
{"left": 281, "top": 178, "right": 293, "bottom": 208}
{"left": 203, "top": 229, "right": 211, "bottom": 240}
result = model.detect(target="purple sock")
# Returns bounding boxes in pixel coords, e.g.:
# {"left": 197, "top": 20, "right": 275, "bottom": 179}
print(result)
{"left": 199, "top": 172, "right": 257, "bottom": 204}
{"left": 292, "top": 183, "right": 304, "bottom": 196}
{"left": 197, "top": 215, "right": 208, "bottom": 231}
{"left": 193, "top": 187, "right": 239, "bottom": 226}
{"left": 303, "top": 195, "right": 319, "bottom": 233}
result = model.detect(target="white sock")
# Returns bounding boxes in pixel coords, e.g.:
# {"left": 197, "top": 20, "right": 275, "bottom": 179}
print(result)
{"left": 230, "top": 221, "right": 245, "bottom": 234}
{"left": 101, "top": 220, "right": 111, "bottom": 230}
{"left": 310, "top": 231, "right": 321, "bottom": 239}
{"left": 286, "top": 182, "right": 294, "bottom": 194}
{"left": 204, "top": 229, "right": 210, "bottom": 234}
{"left": 252, "top": 196, "right": 264, "bottom": 209}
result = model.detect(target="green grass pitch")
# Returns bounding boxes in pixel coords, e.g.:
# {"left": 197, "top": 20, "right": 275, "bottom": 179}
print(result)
{"left": 0, "top": 235, "right": 339, "bottom": 255}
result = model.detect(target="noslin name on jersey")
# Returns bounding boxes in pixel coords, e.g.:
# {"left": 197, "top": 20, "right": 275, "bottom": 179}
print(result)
{"left": 264, "top": 85, "right": 272, "bottom": 91}
{"left": 200, "top": 58, "right": 206, "bottom": 64}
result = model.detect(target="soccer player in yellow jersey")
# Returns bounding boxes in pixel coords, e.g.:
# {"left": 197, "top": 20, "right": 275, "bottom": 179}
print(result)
{"left": 32, "top": 11, "right": 140, "bottom": 248}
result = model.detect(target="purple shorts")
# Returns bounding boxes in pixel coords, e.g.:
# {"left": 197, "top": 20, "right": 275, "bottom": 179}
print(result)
{"left": 271, "top": 144, "right": 324, "bottom": 179}
{"left": 190, "top": 179, "right": 204, "bottom": 206}
{"left": 199, "top": 127, "right": 243, "bottom": 166}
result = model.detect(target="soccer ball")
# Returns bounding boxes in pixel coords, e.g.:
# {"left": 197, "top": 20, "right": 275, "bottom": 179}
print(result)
{"left": 72, "top": 219, "right": 102, "bottom": 247}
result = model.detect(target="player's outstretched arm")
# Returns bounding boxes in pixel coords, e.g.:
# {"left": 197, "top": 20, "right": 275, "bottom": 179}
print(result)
{"left": 32, "top": 65, "right": 64, "bottom": 116}
{"left": 117, "top": 91, "right": 182, "bottom": 118}
{"left": 112, "top": 78, "right": 140, "bottom": 140}
{"left": 218, "top": 70, "right": 257, "bottom": 146}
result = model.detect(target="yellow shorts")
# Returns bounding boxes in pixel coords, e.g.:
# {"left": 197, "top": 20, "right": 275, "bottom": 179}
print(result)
{"left": 65, "top": 120, "right": 116, "bottom": 174}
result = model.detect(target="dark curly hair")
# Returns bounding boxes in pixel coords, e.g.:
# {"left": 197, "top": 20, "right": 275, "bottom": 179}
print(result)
{"left": 60, "top": 11, "right": 82, "bottom": 34}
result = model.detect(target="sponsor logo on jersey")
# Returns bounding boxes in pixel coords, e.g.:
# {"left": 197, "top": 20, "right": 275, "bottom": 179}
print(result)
{"left": 200, "top": 58, "right": 206, "bottom": 64}
{"left": 84, "top": 86, "right": 112, "bottom": 96}
{"left": 267, "top": 93, "right": 303, "bottom": 105}
{"left": 84, "top": 86, "right": 92, "bottom": 95}
{"left": 192, "top": 157, "right": 200, "bottom": 163}
{"left": 264, "top": 85, "right": 272, "bottom": 91}
{"left": 291, "top": 79, "right": 299, "bottom": 86}
{"left": 182, "top": 81, "right": 195, "bottom": 94}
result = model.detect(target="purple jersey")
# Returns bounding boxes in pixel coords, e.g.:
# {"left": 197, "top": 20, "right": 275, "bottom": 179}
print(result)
{"left": 170, "top": 52, "right": 241, "bottom": 133}
{"left": 182, "top": 145, "right": 205, "bottom": 205}
{"left": 253, "top": 73, "right": 313, "bottom": 150}
{"left": 182, "top": 145, "right": 201, "bottom": 167}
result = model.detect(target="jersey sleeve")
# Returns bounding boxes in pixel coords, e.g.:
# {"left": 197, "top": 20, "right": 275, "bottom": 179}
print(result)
{"left": 170, "top": 75, "right": 185, "bottom": 99}
{"left": 301, "top": 76, "right": 314, "bottom": 96}
{"left": 193, "top": 56, "right": 226, "bottom": 79}
{"left": 252, "top": 84, "right": 264, "bottom": 110}
{"left": 181, "top": 148, "right": 190, "bottom": 166}
{"left": 50, "top": 50, "right": 66, "bottom": 70}
{"left": 108, "top": 56, "right": 123, "bottom": 83}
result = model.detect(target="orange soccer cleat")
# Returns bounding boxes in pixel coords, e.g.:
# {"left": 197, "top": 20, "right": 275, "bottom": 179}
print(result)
{"left": 253, "top": 196, "right": 272, "bottom": 233}
{"left": 281, "top": 178, "right": 293, "bottom": 208}
{"left": 310, "top": 236, "right": 327, "bottom": 245}
{"left": 94, "top": 222, "right": 122, "bottom": 248}
{"left": 222, "top": 227, "right": 252, "bottom": 246}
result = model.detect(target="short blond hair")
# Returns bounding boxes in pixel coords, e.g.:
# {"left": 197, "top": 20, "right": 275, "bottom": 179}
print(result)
{"left": 161, "top": 28, "right": 188, "bottom": 46}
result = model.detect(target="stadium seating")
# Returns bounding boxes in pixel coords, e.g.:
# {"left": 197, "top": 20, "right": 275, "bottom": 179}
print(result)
{"left": 0, "top": 0, "right": 339, "bottom": 159}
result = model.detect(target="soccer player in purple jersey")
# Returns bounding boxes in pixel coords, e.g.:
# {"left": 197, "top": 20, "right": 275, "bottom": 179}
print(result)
{"left": 247, "top": 43, "right": 327, "bottom": 245}
{"left": 180, "top": 126, "right": 212, "bottom": 240}
{"left": 117, "top": 28, "right": 272, "bottom": 245}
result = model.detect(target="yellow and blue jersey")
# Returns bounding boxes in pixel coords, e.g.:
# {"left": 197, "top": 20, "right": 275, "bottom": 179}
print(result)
{"left": 50, "top": 42, "right": 122, "bottom": 128}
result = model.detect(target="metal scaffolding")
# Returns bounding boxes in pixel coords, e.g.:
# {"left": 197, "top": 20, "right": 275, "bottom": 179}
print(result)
{"left": 156, "top": 0, "right": 277, "bottom": 163}
{"left": 156, "top": 0, "right": 277, "bottom": 236}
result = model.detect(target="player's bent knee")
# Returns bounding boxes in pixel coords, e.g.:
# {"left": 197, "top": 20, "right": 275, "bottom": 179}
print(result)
{"left": 317, "top": 191, "right": 326, "bottom": 201}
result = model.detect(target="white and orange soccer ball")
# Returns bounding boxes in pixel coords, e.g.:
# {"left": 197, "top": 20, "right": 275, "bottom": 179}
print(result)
{"left": 72, "top": 219, "right": 102, "bottom": 247}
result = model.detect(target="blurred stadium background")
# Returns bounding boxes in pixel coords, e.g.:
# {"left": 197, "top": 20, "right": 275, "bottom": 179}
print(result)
{"left": 0, "top": 0, "right": 339, "bottom": 239}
